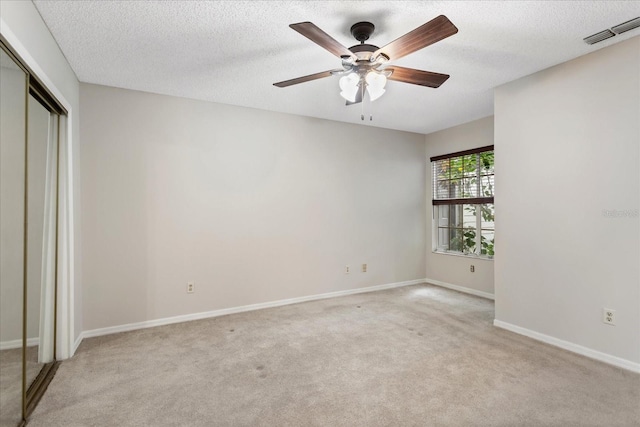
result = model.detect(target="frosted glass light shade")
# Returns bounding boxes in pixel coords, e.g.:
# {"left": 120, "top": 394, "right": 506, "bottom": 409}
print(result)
{"left": 339, "top": 73, "right": 360, "bottom": 102}
{"left": 367, "top": 86, "right": 385, "bottom": 101}
{"left": 365, "top": 71, "right": 387, "bottom": 102}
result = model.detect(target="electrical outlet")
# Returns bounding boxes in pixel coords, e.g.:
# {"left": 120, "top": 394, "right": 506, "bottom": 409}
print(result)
{"left": 470, "top": 265, "right": 475, "bottom": 273}
{"left": 187, "top": 282, "right": 195, "bottom": 293}
{"left": 362, "top": 263, "right": 367, "bottom": 273}
{"left": 603, "top": 308, "right": 615, "bottom": 325}
{"left": 345, "top": 265, "right": 350, "bottom": 274}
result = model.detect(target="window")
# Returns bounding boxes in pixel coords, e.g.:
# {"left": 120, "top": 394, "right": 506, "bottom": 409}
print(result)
{"left": 431, "top": 146, "right": 494, "bottom": 258}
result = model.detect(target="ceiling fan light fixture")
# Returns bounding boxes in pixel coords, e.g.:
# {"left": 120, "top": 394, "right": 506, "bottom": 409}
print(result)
{"left": 367, "top": 86, "right": 386, "bottom": 102}
{"left": 339, "top": 73, "right": 360, "bottom": 102}
{"left": 365, "top": 71, "right": 387, "bottom": 101}
{"left": 340, "top": 88, "right": 359, "bottom": 103}
{"left": 365, "top": 70, "right": 387, "bottom": 87}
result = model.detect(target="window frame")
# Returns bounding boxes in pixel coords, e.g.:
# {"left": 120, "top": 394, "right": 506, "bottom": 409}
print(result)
{"left": 431, "top": 145, "right": 494, "bottom": 259}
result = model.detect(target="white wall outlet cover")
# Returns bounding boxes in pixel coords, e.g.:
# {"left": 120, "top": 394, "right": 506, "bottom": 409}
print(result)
{"left": 603, "top": 308, "right": 615, "bottom": 325}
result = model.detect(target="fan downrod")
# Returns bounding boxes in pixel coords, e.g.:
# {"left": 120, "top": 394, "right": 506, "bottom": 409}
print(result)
{"left": 350, "top": 22, "right": 375, "bottom": 43}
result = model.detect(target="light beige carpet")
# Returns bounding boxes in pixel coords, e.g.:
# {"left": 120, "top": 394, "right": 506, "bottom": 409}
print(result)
{"left": 1, "top": 345, "right": 44, "bottom": 427}
{"left": 27, "top": 284, "right": 639, "bottom": 426}
{"left": 1, "top": 347, "right": 23, "bottom": 427}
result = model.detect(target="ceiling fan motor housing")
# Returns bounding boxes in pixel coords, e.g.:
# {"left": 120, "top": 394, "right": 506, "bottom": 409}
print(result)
{"left": 348, "top": 43, "right": 379, "bottom": 61}
{"left": 350, "top": 22, "right": 375, "bottom": 43}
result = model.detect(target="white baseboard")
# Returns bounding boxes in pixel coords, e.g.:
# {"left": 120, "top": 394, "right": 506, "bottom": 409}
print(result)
{"left": 73, "top": 332, "right": 83, "bottom": 354}
{"left": 0, "top": 337, "right": 40, "bottom": 350}
{"left": 425, "top": 278, "right": 494, "bottom": 300}
{"left": 493, "top": 320, "right": 640, "bottom": 373}
{"left": 80, "top": 278, "right": 427, "bottom": 341}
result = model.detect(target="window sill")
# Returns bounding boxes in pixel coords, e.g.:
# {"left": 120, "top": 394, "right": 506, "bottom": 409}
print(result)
{"left": 431, "top": 250, "right": 494, "bottom": 261}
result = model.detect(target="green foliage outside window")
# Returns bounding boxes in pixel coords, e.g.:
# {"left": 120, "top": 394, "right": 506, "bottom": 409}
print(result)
{"left": 434, "top": 150, "right": 494, "bottom": 257}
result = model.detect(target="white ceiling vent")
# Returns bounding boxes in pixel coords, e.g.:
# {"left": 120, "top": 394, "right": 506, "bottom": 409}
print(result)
{"left": 611, "top": 17, "right": 640, "bottom": 35}
{"left": 584, "top": 17, "right": 640, "bottom": 45}
{"left": 583, "top": 29, "right": 615, "bottom": 45}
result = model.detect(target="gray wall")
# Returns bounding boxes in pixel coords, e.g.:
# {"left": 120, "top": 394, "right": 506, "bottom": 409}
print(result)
{"left": 80, "top": 83, "right": 427, "bottom": 331}
{"left": 494, "top": 36, "right": 640, "bottom": 366}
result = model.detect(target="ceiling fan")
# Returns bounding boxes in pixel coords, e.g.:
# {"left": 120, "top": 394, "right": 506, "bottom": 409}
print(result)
{"left": 273, "top": 15, "right": 458, "bottom": 105}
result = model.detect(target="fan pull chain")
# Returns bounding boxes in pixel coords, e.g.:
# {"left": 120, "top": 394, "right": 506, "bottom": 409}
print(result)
{"left": 368, "top": 87, "right": 374, "bottom": 121}
{"left": 366, "top": 84, "right": 374, "bottom": 122}
{"left": 361, "top": 84, "right": 365, "bottom": 121}
{"left": 370, "top": 86, "right": 376, "bottom": 121}
{"left": 358, "top": 83, "right": 374, "bottom": 122}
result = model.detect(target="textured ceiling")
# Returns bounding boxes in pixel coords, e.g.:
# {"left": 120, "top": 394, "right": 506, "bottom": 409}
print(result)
{"left": 33, "top": 1, "right": 640, "bottom": 134}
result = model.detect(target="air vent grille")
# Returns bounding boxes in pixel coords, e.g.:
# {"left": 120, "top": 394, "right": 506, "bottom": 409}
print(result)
{"left": 583, "top": 29, "right": 615, "bottom": 45}
{"left": 584, "top": 17, "right": 640, "bottom": 45}
{"left": 611, "top": 17, "right": 640, "bottom": 35}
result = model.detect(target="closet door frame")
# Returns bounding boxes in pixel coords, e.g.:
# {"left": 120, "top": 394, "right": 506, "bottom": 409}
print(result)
{"left": 0, "top": 30, "right": 75, "bottom": 360}
{"left": 0, "top": 23, "right": 76, "bottom": 365}
{"left": 1, "top": 39, "right": 67, "bottom": 426}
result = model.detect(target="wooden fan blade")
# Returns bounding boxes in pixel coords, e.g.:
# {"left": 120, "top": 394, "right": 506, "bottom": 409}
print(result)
{"left": 386, "top": 66, "right": 450, "bottom": 88}
{"left": 290, "top": 22, "right": 357, "bottom": 60}
{"left": 273, "top": 69, "right": 342, "bottom": 88}
{"left": 345, "top": 86, "right": 363, "bottom": 106}
{"left": 373, "top": 15, "right": 458, "bottom": 61}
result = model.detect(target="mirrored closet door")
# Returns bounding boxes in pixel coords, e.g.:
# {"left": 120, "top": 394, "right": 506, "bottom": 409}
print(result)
{"left": 0, "top": 42, "right": 63, "bottom": 427}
